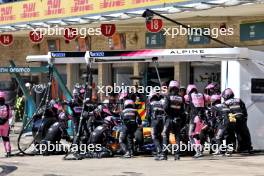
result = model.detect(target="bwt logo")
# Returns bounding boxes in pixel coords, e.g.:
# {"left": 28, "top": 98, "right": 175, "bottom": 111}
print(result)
{"left": 51, "top": 53, "right": 66, "bottom": 58}
{"left": 90, "top": 52, "right": 105, "bottom": 57}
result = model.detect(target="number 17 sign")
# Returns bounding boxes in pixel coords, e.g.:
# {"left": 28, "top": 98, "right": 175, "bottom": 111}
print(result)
{"left": 101, "top": 24, "right": 116, "bottom": 37}
{"left": 146, "top": 19, "right": 163, "bottom": 33}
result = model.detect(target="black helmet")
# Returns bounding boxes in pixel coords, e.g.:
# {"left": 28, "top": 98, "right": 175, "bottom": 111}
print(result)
{"left": 221, "top": 88, "right": 234, "bottom": 100}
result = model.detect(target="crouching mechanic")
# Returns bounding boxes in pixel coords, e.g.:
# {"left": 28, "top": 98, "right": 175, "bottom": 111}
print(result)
{"left": 161, "top": 80, "right": 185, "bottom": 160}
{"left": 222, "top": 88, "right": 252, "bottom": 153}
{"left": 119, "top": 99, "right": 142, "bottom": 158}
{"left": 88, "top": 116, "right": 116, "bottom": 158}
{"left": 148, "top": 91, "right": 166, "bottom": 160}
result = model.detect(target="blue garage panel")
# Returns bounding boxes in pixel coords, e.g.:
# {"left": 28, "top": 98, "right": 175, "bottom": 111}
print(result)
{"left": 240, "top": 22, "right": 264, "bottom": 41}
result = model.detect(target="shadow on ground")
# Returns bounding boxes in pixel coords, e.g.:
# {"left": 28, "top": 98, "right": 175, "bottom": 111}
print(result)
{"left": 0, "top": 165, "right": 17, "bottom": 176}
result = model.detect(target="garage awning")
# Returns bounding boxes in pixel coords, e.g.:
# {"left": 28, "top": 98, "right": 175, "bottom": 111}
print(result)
{"left": 0, "top": 0, "right": 262, "bottom": 33}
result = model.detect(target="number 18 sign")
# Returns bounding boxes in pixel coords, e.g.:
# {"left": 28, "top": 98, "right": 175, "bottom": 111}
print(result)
{"left": 146, "top": 19, "right": 163, "bottom": 33}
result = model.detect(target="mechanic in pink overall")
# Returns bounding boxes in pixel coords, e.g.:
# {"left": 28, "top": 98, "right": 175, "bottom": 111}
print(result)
{"left": 184, "top": 85, "right": 208, "bottom": 158}
{"left": 0, "top": 95, "right": 11, "bottom": 157}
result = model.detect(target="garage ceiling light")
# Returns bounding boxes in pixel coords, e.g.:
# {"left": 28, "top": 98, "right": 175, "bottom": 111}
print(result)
{"left": 83, "top": 15, "right": 101, "bottom": 20}
{"left": 125, "top": 10, "right": 146, "bottom": 17}
{"left": 0, "top": 26, "right": 17, "bottom": 32}
{"left": 45, "top": 20, "right": 67, "bottom": 26}
{"left": 102, "top": 13, "right": 132, "bottom": 20}
{"left": 28, "top": 22, "right": 50, "bottom": 28}
{"left": 10, "top": 24, "right": 29, "bottom": 30}
{"left": 151, "top": 7, "right": 182, "bottom": 14}
{"left": 62, "top": 18, "right": 81, "bottom": 25}
{"left": 176, "top": 3, "right": 213, "bottom": 10}
{"left": 101, "top": 15, "right": 118, "bottom": 20}
{"left": 202, "top": 0, "right": 257, "bottom": 7}
{"left": 80, "top": 17, "right": 98, "bottom": 23}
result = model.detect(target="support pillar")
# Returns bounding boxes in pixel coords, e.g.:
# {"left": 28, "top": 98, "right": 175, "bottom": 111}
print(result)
{"left": 98, "top": 63, "right": 112, "bottom": 100}
{"left": 66, "top": 64, "right": 80, "bottom": 91}
{"left": 174, "top": 62, "right": 180, "bottom": 81}
{"left": 174, "top": 62, "right": 190, "bottom": 88}
{"left": 133, "top": 63, "right": 145, "bottom": 86}
{"left": 179, "top": 62, "right": 190, "bottom": 87}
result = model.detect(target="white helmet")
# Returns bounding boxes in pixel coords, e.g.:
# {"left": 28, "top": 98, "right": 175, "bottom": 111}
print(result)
{"left": 124, "top": 99, "right": 135, "bottom": 108}
{"left": 103, "top": 99, "right": 109, "bottom": 104}
{"left": 25, "top": 82, "right": 32, "bottom": 88}
{"left": 169, "top": 80, "right": 180, "bottom": 89}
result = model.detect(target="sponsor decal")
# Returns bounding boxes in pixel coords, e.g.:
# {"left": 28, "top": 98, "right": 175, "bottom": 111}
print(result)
{"left": 90, "top": 51, "right": 105, "bottom": 57}
{"left": 51, "top": 52, "right": 66, "bottom": 58}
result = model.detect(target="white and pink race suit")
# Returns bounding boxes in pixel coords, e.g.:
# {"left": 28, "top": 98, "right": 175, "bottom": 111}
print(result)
{"left": 185, "top": 93, "right": 208, "bottom": 153}
{"left": 0, "top": 104, "right": 11, "bottom": 153}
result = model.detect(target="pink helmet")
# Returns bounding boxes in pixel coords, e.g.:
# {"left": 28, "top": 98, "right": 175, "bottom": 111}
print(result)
{"left": 186, "top": 84, "right": 197, "bottom": 95}
{"left": 169, "top": 80, "right": 180, "bottom": 89}
{"left": 221, "top": 88, "right": 234, "bottom": 100}
{"left": 104, "top": 116, "right": 116, "bottom": 127}
{"left": 210, "top": 94, "right": 221, "bottom": 104}
{"left": 119, "top": 91, "right": 128, "bottom": 100}
{"left": 54, "top": 103, "right": 63, "bottom": 111}
{"left": 79, "top": 88, "right": 85, "bottom": 94}
{"left": 205, "top": 83, "right": 216, "bottom": 90}
{"left": 124, "top": 99, "right": 135, "bottom": 108}
{"left": 0, "top": 91, "right": 5, "bottom": 98}
{"left": 184, "top": 95, "right": 189, "bottom": 104}
{"left": 0, "top": 92, "right": 5, "bottom": 104}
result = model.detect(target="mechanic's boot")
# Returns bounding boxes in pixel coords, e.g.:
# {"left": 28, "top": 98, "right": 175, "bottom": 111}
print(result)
{"left": 159, "top": 154, "right": 167, "bottom": 160}
{"left": 224, "top": 152, "right": 232, "bottom": 157}
{"left": 248, "top": 146, "right": 254, "bottom": 154}
{"left": 154, "top": 154, "right": 161, "bottom": 161}
{"left": 129, "top": 150, "right": 134, "bottom": 157}
{"left": 5, "top": 152, "right": 11, "bottom": 158}
{"left": 213, "top": 149, "right": 221, "bottom": 156}
{"left": 193, "top": 152, "right": 203, "bottom": 158}
{"left": 85, "top": 152, "right": 93, "bottom": 158}
{"left": 72, "top": 152, "right": 83, "bottom": 160}
{"left": 123, "top": 151, "right": 131, "bottom": 158}
{"left": 174, "top": 154, "right": 180, "bottom": 160}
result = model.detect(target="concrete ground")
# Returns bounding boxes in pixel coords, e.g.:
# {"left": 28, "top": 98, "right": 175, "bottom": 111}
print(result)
{"left": 0, "top": 124, "right": 264, "bottom": 176}
{"left": 1, "top": 152, "right": 264, "bottom": 176}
